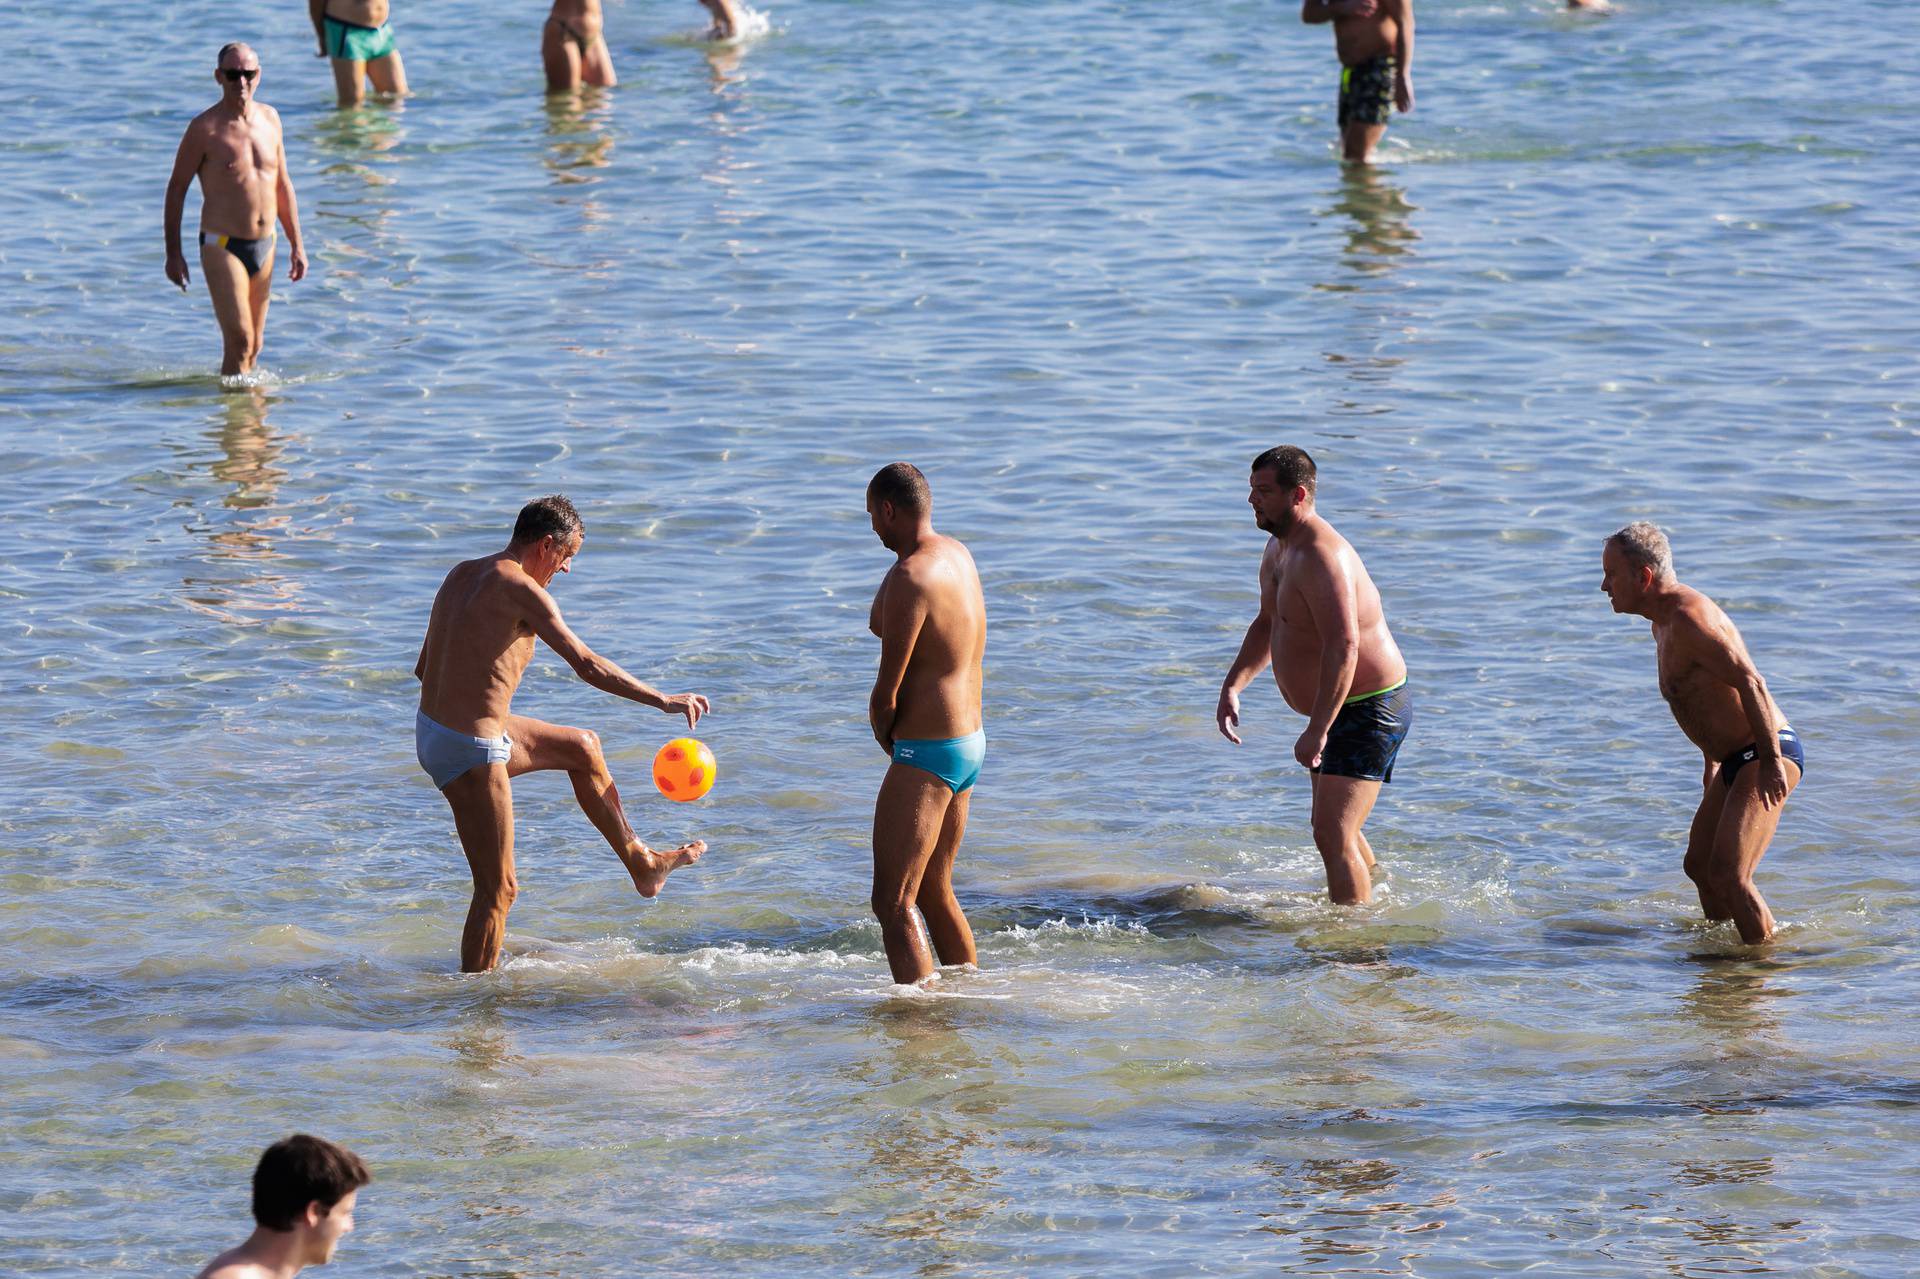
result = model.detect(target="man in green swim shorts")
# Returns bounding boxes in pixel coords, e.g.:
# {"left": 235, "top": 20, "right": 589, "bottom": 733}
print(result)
{"left": 309, "top": 0, "right": 408, "bottom": 107}
{"left": 866, "top": 463, "right": 989, "bottom": 987}
{"left": 1302, "top": 0, "right": 1414, "bottom": 164}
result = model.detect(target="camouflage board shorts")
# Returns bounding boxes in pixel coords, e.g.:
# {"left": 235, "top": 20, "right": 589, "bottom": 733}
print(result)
{"left": 1338, "top": 55, "right": 1396, "bottom": 127}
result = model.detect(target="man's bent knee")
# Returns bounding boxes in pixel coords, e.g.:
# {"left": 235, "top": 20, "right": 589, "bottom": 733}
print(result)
{"left": 575, "top": 728, "right": 605, "bottom": 769}
{"left": 1705, "top": 868, "right": 1750, "bottom": 902}
{"left": 870, "top": 889, "right": 915, "bottom": 924}
{"left": 476, "top": 876, "right": 519, "bottom": 910}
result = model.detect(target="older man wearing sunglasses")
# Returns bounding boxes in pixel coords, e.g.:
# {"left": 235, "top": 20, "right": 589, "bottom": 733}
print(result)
{"left": 163, "top": 43, "right": 309, "bottom": 381}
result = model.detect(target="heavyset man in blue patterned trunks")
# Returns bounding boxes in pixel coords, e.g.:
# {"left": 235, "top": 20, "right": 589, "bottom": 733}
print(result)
{"left": 1218, "top": 447, "right": 1412, "bottom": 905}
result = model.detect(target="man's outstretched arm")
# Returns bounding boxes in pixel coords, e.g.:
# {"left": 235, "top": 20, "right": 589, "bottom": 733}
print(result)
{"left": 524, "top": 581, "right": 709, "bottom": 728}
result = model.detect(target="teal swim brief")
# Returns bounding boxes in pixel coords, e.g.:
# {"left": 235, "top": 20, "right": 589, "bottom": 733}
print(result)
{"left": 325, "top": 15, "right": 398, "bottom": 62}
{"left": 891, "top": 729, "right": 986, "bottom": 795}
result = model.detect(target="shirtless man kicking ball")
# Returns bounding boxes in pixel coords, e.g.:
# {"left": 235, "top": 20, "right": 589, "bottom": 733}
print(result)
{"left": 1602, "top": 521, "right": 1803, "bottom": 943}
{"left": 415, "top": 495, "right": 709, "bottom": 972}
{"left": 866, "top": 463, "right": 988, "bottom": 986}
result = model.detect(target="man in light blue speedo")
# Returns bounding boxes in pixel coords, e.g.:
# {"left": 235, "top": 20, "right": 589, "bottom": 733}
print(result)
{"left": 866, "top": 463, "right": 988, "bottom": 986}
{"left": 415, "top": 495, "right": 711, "bottom": 973}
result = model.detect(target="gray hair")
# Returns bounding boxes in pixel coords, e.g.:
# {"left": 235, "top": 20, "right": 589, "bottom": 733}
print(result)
{"left": 1607, "top": 521, "right": 1673, "bottom": 581}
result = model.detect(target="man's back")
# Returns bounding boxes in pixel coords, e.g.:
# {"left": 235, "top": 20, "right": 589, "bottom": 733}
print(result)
{"left": 417, "top": 554, "right": 539, "bottom": 736}
{"left": 889, "top": 534, "right": 985, "bottom": 741}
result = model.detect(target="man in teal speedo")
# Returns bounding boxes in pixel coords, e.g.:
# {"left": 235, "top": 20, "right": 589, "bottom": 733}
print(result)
{"left": 865, "top": 463, "right": 988, "bottom": 987}
{"left": 1302, "top": 0, "right": 1415, "bottom": 164}
{"left": 309, "top": 0, "right": 408, "bottom": 107}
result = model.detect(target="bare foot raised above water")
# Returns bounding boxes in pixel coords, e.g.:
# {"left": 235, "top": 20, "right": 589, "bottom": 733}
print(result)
{"left": 623, "top": 840, "right": 706, "bottom": 897}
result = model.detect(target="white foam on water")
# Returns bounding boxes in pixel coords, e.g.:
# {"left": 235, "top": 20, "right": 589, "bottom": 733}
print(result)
{"left": 677, "top": 941, "right": 865, "bottom": 975}
{"left": 994, "top": 915, "right": 1153, "bottom": 952}
{"left": 218, "top": 368, "right": 290, "bottom": 391}
{"left": 493, "top": 934, "right": 646, "bottom": 973}
{"left": 671, "top": 5, "right": 774, "bottom": 47}
{"left": 724, "top": 7, "right": 774, "bottom": 43}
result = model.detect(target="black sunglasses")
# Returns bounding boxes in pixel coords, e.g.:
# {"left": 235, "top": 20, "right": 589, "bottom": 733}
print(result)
{"left": 221, "top": 68, "right": 260, "bottom": 83}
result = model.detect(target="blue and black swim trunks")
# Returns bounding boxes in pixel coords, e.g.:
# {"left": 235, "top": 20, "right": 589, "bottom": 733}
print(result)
{"left": 1720, "top": 726, "right": 1804, "bottom": 789}
{"left": 1311, "top": 679, "right": 1412, "bottom": 783}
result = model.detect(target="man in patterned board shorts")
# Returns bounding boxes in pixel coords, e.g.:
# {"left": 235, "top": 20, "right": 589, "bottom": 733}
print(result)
{"left": 1302, "top": 0, "right": 1415, "bottom": 164}
{"left": 1218, "top": 448, "right": 1414, "bottom": 906}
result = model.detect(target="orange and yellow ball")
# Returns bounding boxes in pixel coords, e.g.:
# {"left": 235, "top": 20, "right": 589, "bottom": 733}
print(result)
{"left": 653, "top": 737, "right": 716, "bottom": 802}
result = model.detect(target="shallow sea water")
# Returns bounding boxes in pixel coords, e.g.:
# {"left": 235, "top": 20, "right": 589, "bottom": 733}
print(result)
{"left": 3, "top": 0, "right": 1918, "bottom": 1274}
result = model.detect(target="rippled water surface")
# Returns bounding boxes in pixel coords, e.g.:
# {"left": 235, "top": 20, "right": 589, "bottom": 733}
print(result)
{"left": 4, "top": 0, "right": 1918, "bottom": 1274}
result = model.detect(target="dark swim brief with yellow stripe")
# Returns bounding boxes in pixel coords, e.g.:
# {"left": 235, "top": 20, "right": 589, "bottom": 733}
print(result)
{"left": 199, "top": 230, "right": 275, "bottom": 278}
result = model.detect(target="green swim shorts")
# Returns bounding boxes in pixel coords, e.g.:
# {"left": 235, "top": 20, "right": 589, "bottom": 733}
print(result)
{"left": 325, "top": 15, "right": 398, "bottom": 63}
{"left": 1338, "top": 55, "right": 1396, "bottom": 128}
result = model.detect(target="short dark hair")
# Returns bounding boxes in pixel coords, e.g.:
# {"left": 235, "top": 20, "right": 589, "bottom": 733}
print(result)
{"left": 867, "top": 462, "right": 931, "bottom": 518}
{"left": 511, "top": 494, "right": 582, "bottom": 546}
{"left": 216, "top": 42, "right": 252, "bottom": 68}
{"left": 251, "top": 1135, "right": 370, "bottom": 1231}
{"left": 1251, "top": 446, "right": 1316, "bottom": 495}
